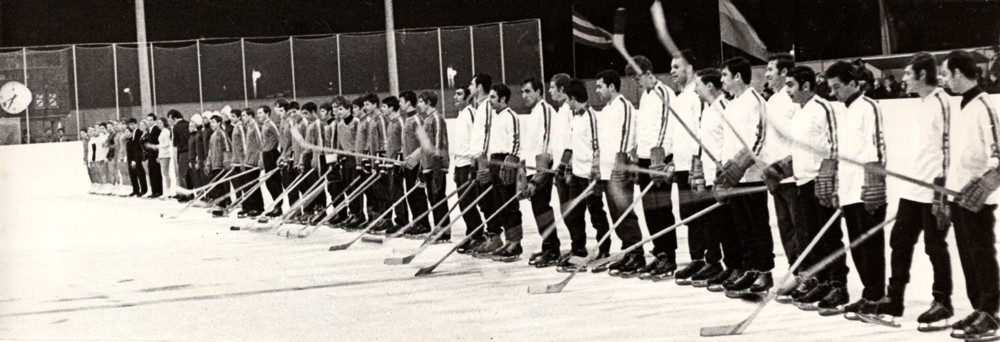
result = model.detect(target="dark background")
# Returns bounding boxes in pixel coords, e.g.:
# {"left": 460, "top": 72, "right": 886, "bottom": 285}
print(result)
{"left": 2, "top": 0, "right": 999, "bottom": 79}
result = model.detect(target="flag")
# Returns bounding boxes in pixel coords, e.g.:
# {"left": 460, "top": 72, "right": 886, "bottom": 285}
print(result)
{"left": 572, "top": 9, "right": 612, "bottom": 50}
{"left": 719, "top": 0, "right": 768, "bottom": 61}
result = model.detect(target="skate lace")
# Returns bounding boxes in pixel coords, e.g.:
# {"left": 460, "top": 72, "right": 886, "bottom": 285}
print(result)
{"left": 957, "top": 312, "right": 983, "bottom": 328}
{"left": 971, "top": 311, "right": 1000, "bottom": 329}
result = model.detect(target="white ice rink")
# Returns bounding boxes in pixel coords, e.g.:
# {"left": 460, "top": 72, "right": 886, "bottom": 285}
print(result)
{"left": 2, "top": 96, "right": 999, "bottom": 341}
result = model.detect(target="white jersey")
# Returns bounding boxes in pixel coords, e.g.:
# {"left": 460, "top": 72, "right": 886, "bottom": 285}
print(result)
{"left": 570, "top": 106, "right": 600, "bottom": 179}
{"left": 699, "top": 96, "right": 728, "bottom": 186}
{"left": 765, "top": 86, "right": 797, "bottom": 183}
{"left": 521, "top": 100, "right": 556, "bottom": 176}
{"left": 94, "top": 133, "right": 110, "bottom": 162}
{"left": 485, "top": 107, "right": 521, "bottom": 158}
{"left": 946, "top": 89, "right": 1000, "bottom": 205}
{"left": 668, "top": 81, "right": 703, "bottom": 171}
{"left": 838, "top": 93, "right": 885, "bottom": 206}
{"left": 889, "top": 88, "right": 947, "bottom": 203}
{"left": 720, "top": 87, "right": 767, "bottom": 183}
{"left": 466, "top": 97, "right": 492, "bottom": 158}
{"left": 452, "top": 104, "right": 476, "bottom": 167}
{"left": 636, "top": 81, "right": 675, "bottom": 159}
{"left": 791, "top": 95, "right": 837, "bottom": 186}
{"left": 596, "top": 94, "right": 637, "bottom": 180}
{"left": 550, "top": 102, "right": 572, "bottom": 168}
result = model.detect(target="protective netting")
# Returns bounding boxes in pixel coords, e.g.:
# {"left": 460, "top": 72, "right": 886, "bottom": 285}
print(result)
{"left": 340, "top": 32, "right": 390, "bottom": 94}
{"left": 200, "top": 41, "right": 245, "bottom": 104}
{"left": 244, "top": 39, "right": 293, "bottom": 103}
{"left": 152, "top": 44, "right": 199, "bottom": 106}
{"left": 291, "top": 36, "right": 340, "bottom": 98}
{"left": 115, "top": 45, "right": 143, "bottom": 121}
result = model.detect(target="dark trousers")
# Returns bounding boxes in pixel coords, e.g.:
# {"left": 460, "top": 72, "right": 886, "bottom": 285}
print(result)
{"left": 425, "top": 170, "right": 450, "bottom": 234}
{"left": 566, "top": 176, "right": 611, "bottom": 255}
{"left": 147, "top": 158, "right": 163, "bottom": 195}
{"left": 343, "top": 159, "right": 365, "bottom": 219}
{"left": 675, "top": 171, "right": 715, "bottom": 261}
{"left": 950, "top": 203, "right": 999, "bottom": 314}
{"left": 402, "top": 166, "right": 429, "bottom": 227}
{"left": 482, "top": 153, "right": 523, "bottom": 242}
{"left": 702, "top": 194, "right": 743, "bottom": 268}
{"left": 390, "top": 171, "right": 409, "bottom": 226}
{"left": 128, "top": 160, "right": 147, "bottom": 195}
{"left": 326, "top": 161, "right": 346, "bottom": 220}
{"left": 279, "top": 164, "right": 301, "bottom": 210}
{"left": 602, "top": 177, "right": 643, "bottom": 256}
{"left": 454, "top": 165, "right": 484, "bottom": 240}
{"left": 207, "top": 168, "right": 230, "bottom": 206}
{"left": 300, "top": 164, "right": 321, "bottom": 212}
{"left": 230, "top": 166, "right": 249, "bottom": 204}
{"left": 730, "top": 181, "right": 774, "bottom": 271}
{"left": 843, "top": 203, "right": 887, "bottom": 300}
{"left": 888, "top": 198, "right": 952, "bottom": 301}
{"left": 528, "top": 173, "right": 559, "bottom": 252}
{"left": 371, "top": 168, "right": 393, "bottom": 220}
{"left": 636, "top": 159, "right": 677, "bottom": 260}
{"left": 772, "top": 182, "right": 802, "bottom": 269}
{"left": 241, "top": 167, "right": 265, "bottom": 212}
{"left": 795, "top": 181, "right": 847, "bottom": 283}
{"left": 176, "top": 151, "right": 190, "bottom": 189}
{"left": 262, "top": 149, "right": 283, "bottom": 203}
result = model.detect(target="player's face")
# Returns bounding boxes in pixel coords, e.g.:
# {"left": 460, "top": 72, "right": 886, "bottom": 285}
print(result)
{"left": 671, "top": 58, "right": 688, "bottom": 86}
{"left": 454, "top": 89, "right": 466, "bottom": 107}
{"left": 721, "top": 67, "right": 737, "bottom": 93}
{"left": 902, "top": 65, "right": 920, "bottom": 90}
{"left": 275, "top": 107, "right": 285, "bottom": 118}
{"left": 255, "top": 108, "right": 266, "bottom": 122}
{"left": 548, "top": 81, "right": 565, "bottom": 102}
{"left": 826, "top": 77, "right": 851, "bottom": 102}
{"left": 488, "top": 90, "right": 502, "bottom": 110}
{"left": 469, "top": 79, "right": 479, "bottom": 95}
{"left": 521, "top": 83, "right": 540, "bottom": 107}
{"left": 786, "top": 78, "right": 809, "bottom": 104}
{"left": 595, "top": 79, "right": 610, "bottom": 102}
{"left": 694, "top": 77, "right": 712, "bottom": 103}
{"left": 765, "top": 61, "right": 779, "bottom": 84}
{"left": 416, "top": 98, "right": 429, "bottom": 113}
{"left": 941, "top": 60, "right": 958, "bottom": 90}
{"left": 319, "top": 108, "right": 329, "bottom": 119}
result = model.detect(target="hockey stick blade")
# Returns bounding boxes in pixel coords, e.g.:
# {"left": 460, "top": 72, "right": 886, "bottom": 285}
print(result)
{"left": 700, "top": 320, "right": 744, "bottom": 337}
{"left": 527, "top": 273, "right": 575, "bottom": 294}
{"left": 361, "top": 235, "right": 386, "bottom": 244}
{"left": 385, "top": 255, "right": 416, "bottom": 266}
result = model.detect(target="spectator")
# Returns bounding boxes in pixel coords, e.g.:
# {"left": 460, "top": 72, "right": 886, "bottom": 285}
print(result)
{"left": 986, "top": 73, "right": 1000, "bottom": 94}
{"left": 815, "top": 73, "right": 836, "bottom": 100}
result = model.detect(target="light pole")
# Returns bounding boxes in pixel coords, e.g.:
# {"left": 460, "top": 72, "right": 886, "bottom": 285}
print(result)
{"left": 123, "top": 88, "right": 134, "bottom": 119}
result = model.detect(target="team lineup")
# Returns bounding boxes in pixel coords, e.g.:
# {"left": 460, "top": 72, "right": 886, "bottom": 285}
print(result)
{"left": 77, "top": 45, "right": 999, "bottom": 340}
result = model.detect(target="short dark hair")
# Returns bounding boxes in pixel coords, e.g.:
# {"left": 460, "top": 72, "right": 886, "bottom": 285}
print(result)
{"left": 382, "top": 96, "right": 400, "bottom": 111}
{"left": 768, "top": 53, "right": 795, "bottom": 74}
{"left": 522, "top": 77, "right": 543, "bottom": 93}
{"left": 418, "top": 91, "right": 438, "bottom": 107}
{"left": 677, "top": 49, "right": 697, "bottom": 69}
{"left": 491, "top": 84, "right": 512, "bottom": 104}
{"left": 288, "top": 101, "right": 300, "bottom": 111}
{"left": 943, "top": 50, "right": 979, "bottom": 80}
{"left": 824, "top": 61, "right": 858, "bottom": 85}
{"left": 146, "top": 113, "right": 157, "bottom": 120}
{"left": 550, "top": 73, "right": 571, "bottom": 92}
{"left": 722, "top": 57, "right": 752, "bottom": 84}
{"left": 258, "top": 105, "right": 272, "bottom": 114}
{"left": 320, "top": 102, "right": 333, "bottom": 112}
{"left": 473, "top": 73, "right": 493, "bottom": 92}
{"left": 788, "top": 66, "right": 817, "bottom": 90}
{"left": 332, "top": 96, "right": 350, "bottom": 109}
{"left": 399, "top": 90, "right": 417, "bottom": 108}
{"left": 211, "top": 115, "right": 223, "bottom": 123}
{"left": 907, "top": 52, "right": 938, "bottom": 86}
{"left": 167, "top": 109, "right": 183, "bottom": 120}
{"left": 565, "top": 78, "right": 588, "bottom": 103}
{"left": 241, "top": 108, "right": 253, "bottom": 117}
{"left": 351, "top": 97, "right": 364, "bottom": 109}
{"left": 274, "top": 98, "right": 289, "bottom": 110}
{"left": 626, "top": 55, "right": 654, "bottom": 76}
{"left": 595, "top": 69, "right": 622, "bottom": 91}
{"left": 456, "top": 86, "right": 471, "bottom": 100}
{"left": 159, "top": 117, "right": 170, "bottom": 127}
{"left": 695, "top": 68, "right": 723, "bottom": 89}
{"left": 363, "top": 93, "right": 380, "bottom": 106}
{"left": 127, "top": 118, "right": 138, "bottom": 124}
{"left": 301, "top": 102, "right": 317, "bottom": 113}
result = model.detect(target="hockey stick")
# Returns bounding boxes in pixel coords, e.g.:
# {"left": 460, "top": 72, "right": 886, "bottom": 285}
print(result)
{"left": 699, "top": 208, "right": 843, "bottom": 337}
{"left": 181, "top": 167, "right": 230, "bottom": 197}
{"left": 414, "top": 190, "right": 524, "bottom": 277}
{"left": 667, "top": 107, "right": 724, "bottom": 169}
{"left": 214, "top": 168, "right": 280, "bottom": 216}
{"left": 160, "top": 167, "right": 258, "bottom": 218}
{"left": 256, "top": 168, "right": 314, "bottom": 218}
{"left": 284, "top": 173, "right": 382, "bottom": 237}
{"left": 394, "top": 180, "right": 481, "bottom": 254}
{"left": 327, "top": 183, "right": 425, "bottom": 250}
{"left": 527, "top": 181, "right": 654, "bottom": 294}
{"left": 528, "top": 179, "right": 600, "bottom": 258}
{"left": 610, "top": 8, "right": 645, "bottom": 86}
{"left": 361, "top": 180, "right": 472, "bottom": 244}
{"left": 261, "top": 170, "right": 340, "bottom": 232}
{"left": 650, "top": 1, "right": 683, "bottom": 58}
{"left": 384, "top": 185, "right": 495, "bottom": 264}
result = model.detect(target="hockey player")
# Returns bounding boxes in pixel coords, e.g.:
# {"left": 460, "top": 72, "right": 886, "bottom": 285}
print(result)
{"left": 206, "top": 114, "right": 232, "bottom": 205}
{"left": 593, "top": 69, "right": 646, "bottom": 277}
{"left": 226, "top": 108, "right": 248, "bottom": 216}
{"left": 860, "top": 52, "right": 955, "bottom": 330}
{"left": 941, "top": 50, "right": 1000, "bottom": 340}
{"left": 417, "top": 91, "right": 451, "bottom": 243}
{"left": 456, "top": 74, "right": 495, "bottom": 254}
{"left": 323, "top": 99, "right": 348, "bottom": 226}
{"left": 393, "top": 91, "right": 431, "bottom": 235}
{"left": 471, "top": 84, "right": 524, "bottom": 260}
{"left": 519, "top": 77, "right": 560, "bottom": 265}
{"left": 714, "top": 57, "right": 774, "bottom": 295}
{"left": 373, "top": 96, "right": 407, "bottom": 232}
{"left": 257, "top": 105, "right": 283, "bottom": 215}
{"left": 821, "top": 61, "right": 887, "bottom": 318}
{"left": 239, "top": 108, "right": 264, "bottom": 217}
{"left": 530, "top": 73, "right": 575, "bottom": 268}
{"left": 450, "top": 86, "right": 487, "bottom": 248}
{"left": 335, "top": 98, "right": 364, "bottom": 227}
{"left": 555, "top": 78, "right": 612, "bottom": 273}
{"left": 366, "top": 96, "right": 392, "bottom": 230}
{"left": 300, "top": 102, "right": 325, "bottom": 215}
{"left": 624, "top": 55, "right": 679, "bottom": 280}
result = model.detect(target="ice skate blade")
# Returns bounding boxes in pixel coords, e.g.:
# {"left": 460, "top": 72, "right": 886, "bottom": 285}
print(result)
{"left": 859, "top": 314, "right": 902, "bottom": 328}
{"left": 691, "top": 280, "right": 710, "bottom": 288}
{"left": 725, "top": 290, "right": 747, "bottom": 298}
{"left": 916, "top": 322, "right": 951, "bottom": 332}
{"left": 794, "top": 301, "right": 820, "bottom": 311}
{"left": 964, "top": 332, "right": 1000, "bottom": 342}
{"left": 818, "top": 307, "right": 845, "bottom": 316}
{"left": 556, "top": 266, "right": 587, "bottom": 273}
{"left": 707, "top": 285, "right": 726, "bottom": 292}
{"left": 675, "top": 278, "right": 692, "bottom": 285}
{"left": 533, "top": 261, "right": 557, "bottom": 269}
{"left": 491, "top": 256, "right": 521, "bottom": 263}
{"left": 360, "top": 236, "right": 385, "bottom": 244}
{"left": 650, "top": 272, "right": 675, "bottom": 282}
{"left": 844, "top": 312, "right": 862, "bottom": 321}
{"left": 775, "top": 296, "right": 794, "bottom": 304}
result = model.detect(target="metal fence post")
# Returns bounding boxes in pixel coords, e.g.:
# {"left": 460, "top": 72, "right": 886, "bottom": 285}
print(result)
{"left": 437, "top": 28, "right": 445, "bottom": 113}
{"left": 73, "top": 45, "right": 81, "bottom": 135}
{"left": 197, "top": 40, "right": 204, "bottom": 113}
{"left": 22, "top": 47, "right": 30, "bottom": 143}
{"left": 336, "top": 34, "right": 343, "bottom": 96}
{"left": 499, "top": 23, "right": 505, "bottom": 84}
{"left": 112, "top": 44, "right": 121, "bottom": 120}
{"left": 241, "top": 38, "right": 249, "bottom": 108}
{"left": 289, "top": 38, "right": 297, "bottom": 100}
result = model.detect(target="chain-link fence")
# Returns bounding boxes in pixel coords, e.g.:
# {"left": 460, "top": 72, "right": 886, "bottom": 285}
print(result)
{"left": 0, "top": 19, "right": 543, "bottom": 145}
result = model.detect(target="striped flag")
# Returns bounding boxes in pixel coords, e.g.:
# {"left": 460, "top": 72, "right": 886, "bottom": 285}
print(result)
{"left": 572, "top": 9, "right": 612, "bottom": 50}
{"left": 719, "top": 0, "right": 768, "bottom": 61}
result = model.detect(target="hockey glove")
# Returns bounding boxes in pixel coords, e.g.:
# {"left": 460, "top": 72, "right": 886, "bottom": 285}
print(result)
{"left": 959, "top": 168, "right": 1000, "bottom": 212}
{"left": 763, "top": 157, "right": 793, "bottom": 193}
{"left": 559, "top": 149, "right": 574, "bottom": 185}
{"left": 716, "top": 148, "right": 754, "bottom": 188}
{"left": 499, "top": 155, "right": 521, "bottom": 186}
{"left": 932, "top": 176, "right": 951, "bottom": 230}
{"left": 534, "top": 152, "right": 554, "bottom": 185}
{"left": 689, "top": 156, "right": 706, "bottom": 193}
{"left": 476, "top": 156, "right": 493, "bottom": 185}
{"left": 431, "top": 169, "right": 446, "bottom": 194}
{"left": 611, "top": 152, "right": 632, "bottom": 183}
{"left": 860, "top": 161, "right": 887, "bottom": 214}
{"left": 649, "top": 147, "right": 674, "bottom": 186}
{"left": 815, "top": 158, "right": 839, "bottom": 208}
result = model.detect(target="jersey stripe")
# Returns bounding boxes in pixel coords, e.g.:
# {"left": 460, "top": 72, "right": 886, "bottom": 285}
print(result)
{"left": 863, "top": 97, "right": 886, "bottom": 165}
{"left": 979, "top": 95, "right": 1000, "bottom": 168}
{"left": 618, "top": 97, "right": 633, "bottom": 153}
{"left": 749, "top": 89, "right": 767, "bottom": 154}
{"left": 508, "top": 108, "right": 521, "bottom": 156}
{"left": 934, "top": 92, "right": 951, "bottom": 177}
{"left": 655, "top": 85, "right": 670, "bottom": 147}
{"left": 816, "top": 98, "right": 838, "bottom": 158}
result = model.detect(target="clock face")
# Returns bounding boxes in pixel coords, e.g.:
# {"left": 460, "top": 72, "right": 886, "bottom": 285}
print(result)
{"left": 0, "top": 81, "right": 32, "bottom": 114}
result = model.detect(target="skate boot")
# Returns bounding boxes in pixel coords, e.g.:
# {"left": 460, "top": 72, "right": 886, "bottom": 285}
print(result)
{"left": 708, "top": 268, "right": 741, "bottom": 292}
{"left": 456, "top": 237, "right": 485, "bottom": 255}
{"left": 590, "top": 251, "right": 612, "bottom": 273}
{"left": 793, "top": 282, "right": 832, "bottom": 311}
{"left": 369, "top": 220, "right": 392, "bottom": 234}
{"left": 638, "top": 253, "right": 676, "bottom": 281}
{"left": 265, "top": 207, "right": 283, "bottom": 218}
{"left": 779, "top": 276, "right": 816, "bottom": 304}
{"left": 747, "top": 271, "right": 773, "bottom": 296}
{"left": 432, "top": 231, "right": 452, "bottom": 244}
{"left": 531, "top": 249, "right": 562, "bottom": 268}
{"left": 817, "top": 282, "right": 850, "bottom": 316}
{"left": 690, "top": 262, "right": 723, "bottom": 287}
{"left": 614, "top": 253, "right": 646, "bottom": 278}
{"left": 951, "top": 311, "right": 984, "bottom": 339}
{"left": 472, "top": 234, "right": 504, "bottom": 259}
{"left": 725, "top": 270, "right": 759, "bottom": 298}
{"left": 405, "top": 224, "right": 432, "bottom": 239}
{"left": 916, "top": 299, "right": 953, "bottom": 332}
{"left": 962, "top": 311, "right": 1000, "bottom": 342}
{"left": 843, "top": 299, "right": 870, "bottom": 321}
{"left": 859, "top": 296, "right": 904, "bottom": 328}
{"left": 674, "top": 259, "right": 706, "bottom": 285}
{"left": 490, "top": 241, "right": 523, "bottom": 263}
{"left": 556, "top": 251, "right": 589, "bottom": 273}
{"left": 527, "top": 250, "right": 546, "bottom": 266}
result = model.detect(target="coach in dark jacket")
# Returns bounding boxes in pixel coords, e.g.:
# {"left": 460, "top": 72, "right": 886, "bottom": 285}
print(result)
{"left": 169, "top": 110, "right": 191, "bottom": 189}
{"left": 143, "top": 116, "right": 163, "bottom": 197}
{"left": 126, "top": 118, "right": 147, "bottom": 196}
